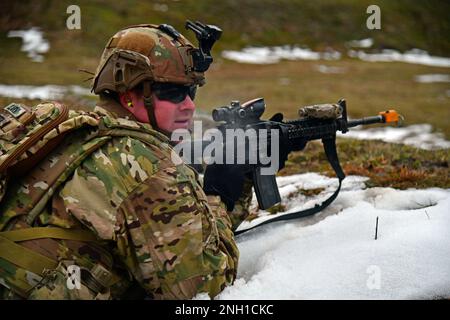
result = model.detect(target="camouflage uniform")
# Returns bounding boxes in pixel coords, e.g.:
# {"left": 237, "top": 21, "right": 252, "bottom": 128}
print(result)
{"left": 0, "top": 97, "right": 252, "bottom": 299}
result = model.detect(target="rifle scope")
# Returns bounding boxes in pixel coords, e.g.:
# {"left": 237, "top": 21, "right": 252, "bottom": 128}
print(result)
{"left": 212, "top": 98, "right": 265, "bottom": 123}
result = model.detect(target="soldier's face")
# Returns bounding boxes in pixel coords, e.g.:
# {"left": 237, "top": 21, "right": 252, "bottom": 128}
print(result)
{"left": 119, "top": 89, "right": 196, "bottom": 132}
{"left": 153, "top": 93, "right": 196, "bottom": 132}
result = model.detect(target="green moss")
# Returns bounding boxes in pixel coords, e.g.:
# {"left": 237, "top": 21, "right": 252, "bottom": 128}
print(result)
{"left": 280, "top": 139, "right": 450, "bottom": 189}
{"left": 266, "top": 203, "right": 287, "bottom": 214}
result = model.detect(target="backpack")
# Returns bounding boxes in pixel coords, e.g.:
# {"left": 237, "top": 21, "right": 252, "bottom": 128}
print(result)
{"left": 0, "top": 102, "right": 70, "bottom": 202}
{"left": 0, "top": 101, "right": 172, "bottom": 297}
{"left": 0, "top": 101, "right": 170, "bottom": 206}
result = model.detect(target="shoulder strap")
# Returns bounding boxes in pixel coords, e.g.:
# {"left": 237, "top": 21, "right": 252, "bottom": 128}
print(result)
{"left": 0, "top": 227, "right": 97, "bottom": 275}
{"left": 235, "top": 136, "right": 345, "bottom": 236}
{"left": 0, "top": 227, "right": 121, "bottom": 298}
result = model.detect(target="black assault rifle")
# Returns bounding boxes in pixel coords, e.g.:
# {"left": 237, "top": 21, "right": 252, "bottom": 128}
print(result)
{"left": 210, "top": 98, "right": 402, "bottom": 235}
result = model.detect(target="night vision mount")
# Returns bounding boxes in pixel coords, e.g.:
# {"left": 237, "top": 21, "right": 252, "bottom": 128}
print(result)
{"left": 185, "top": 20, "right": 222, "bottom": 72}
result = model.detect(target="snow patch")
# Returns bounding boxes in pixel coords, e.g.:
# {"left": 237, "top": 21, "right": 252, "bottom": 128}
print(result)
{"left": 221, "top": 44, "right": 450, "bottom": 68}
{"left": 0, "top": 84, "right": 93, "bottom": 100}
{"left": 222, "top": 46, "right": 341, "bottom": 64}
{"left": 347, "top": 38, "right": 374, "bottom": 49}
{"left": 348, "top": 48, "right": 450, "bottom": 68}
{"left": 7, "top": 27, "right": 50, "bottom": 63}
{"left": 315, "top": 64, "right": 346, "bottom": 74}
{"left": 414, "top": 74, "right": 450, "bottom": 83}
{"left": 339, "top": 124, "right": 450, "bottom": 150}
{"left": 218, "top": 173, "right": 450, "bottom": 300}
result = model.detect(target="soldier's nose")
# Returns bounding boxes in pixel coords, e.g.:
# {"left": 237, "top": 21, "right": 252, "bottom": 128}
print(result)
{"left": 179, "top": 95, "right": 195, "bottom": 111}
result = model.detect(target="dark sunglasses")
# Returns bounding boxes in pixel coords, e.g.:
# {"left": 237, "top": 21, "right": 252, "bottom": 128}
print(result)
{"left": 152, "top": 83, "right": 197, "bottom": 103}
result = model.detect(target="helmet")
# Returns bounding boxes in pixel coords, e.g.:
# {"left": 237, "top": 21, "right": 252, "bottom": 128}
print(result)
{"left": 91, "top": 22, "right": 221, "bottom": 132}
{"left": 92, "top": 24, "right": 206, "bottom": 95}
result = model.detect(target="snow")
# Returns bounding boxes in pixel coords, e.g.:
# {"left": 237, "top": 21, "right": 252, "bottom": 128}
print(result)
{"left": 347, "top": 38, "right": 374, "bottom": 49}
{"left": 7, "top": 27, "right": 50, "bottom": 63}
{"left": 0, "top": 84, "right": 93, "bottom": 100}
{"left": 222, "top": 46, "right": 341, "bottom": 64}
{"left": 339, "top": 124, "right": 450, "bottom": 150}
{"left": 207, "top": 173, "right": 450, "bottom": 300}
{"left": 315, "top": 64, "right": 346, "bottom": 74}
{"left": 221, "top": 45, "right": 450, "bottom": 68}
{"left": 414, "top": 74, "right": 450, "bottom": 83}
{"left": 348, "top": 48, "right": 450, "bottom": 68}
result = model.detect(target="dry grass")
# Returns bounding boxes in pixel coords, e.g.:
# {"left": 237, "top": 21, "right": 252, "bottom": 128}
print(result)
{"left": 280, "top": 139, "right": 449, "bottom": 189}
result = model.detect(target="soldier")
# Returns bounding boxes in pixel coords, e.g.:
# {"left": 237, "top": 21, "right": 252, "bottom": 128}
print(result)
{"left": 0, "top": 24, "right": 255, "bottom": 299}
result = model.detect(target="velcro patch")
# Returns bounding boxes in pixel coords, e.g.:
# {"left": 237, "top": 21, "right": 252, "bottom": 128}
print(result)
{"left": 4, "top": 103, "right": 27, "bottom": 118}
{"left": 0, "top": 113, "right": 11, "bottom": 127}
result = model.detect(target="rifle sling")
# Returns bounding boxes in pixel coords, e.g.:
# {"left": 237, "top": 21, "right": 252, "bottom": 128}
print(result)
{"left": 0, "top": 227, "right": 121, "bottom": 296}
{"left": 234, "top": 136, "right": 345, "bottom": 236}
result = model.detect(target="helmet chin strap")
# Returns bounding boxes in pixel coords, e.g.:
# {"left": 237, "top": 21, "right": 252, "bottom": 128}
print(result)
{"left": 142, "top": 81, "right": 171, "bottom": 137}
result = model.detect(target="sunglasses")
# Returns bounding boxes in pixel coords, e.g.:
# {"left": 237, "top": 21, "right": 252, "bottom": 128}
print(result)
{"left": 152, "top": 83, "right": 197, "bottom": 103}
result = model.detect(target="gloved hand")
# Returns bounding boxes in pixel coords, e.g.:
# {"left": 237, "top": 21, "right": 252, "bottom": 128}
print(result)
{"left": 203, "top": 163, "right": 250, "bottom": 211}
{"left": 204, "top": 113, "right": 307, "bottom": 211}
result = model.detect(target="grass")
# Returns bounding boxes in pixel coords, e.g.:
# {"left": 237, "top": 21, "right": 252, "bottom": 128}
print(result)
{"left": 1, "top": 57, "right": 449, "bottom": 137}
{"left": 280, "top": 138, "right": 450, "bottom": 189}
{"left": 199, "top": 58, "right": 450, "bottom": 139}
{"left": 1, "top": 0, "right": 450, "bottom": 54}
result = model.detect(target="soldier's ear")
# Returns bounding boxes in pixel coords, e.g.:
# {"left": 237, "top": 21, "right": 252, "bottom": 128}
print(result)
{"left": 118, "top": 91, "right": 135, "bottom": 108}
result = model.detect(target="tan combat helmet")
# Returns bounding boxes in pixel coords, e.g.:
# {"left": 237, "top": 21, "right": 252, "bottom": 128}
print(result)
{"left": 91, "top": 21, "right": 222, "bottom": 129}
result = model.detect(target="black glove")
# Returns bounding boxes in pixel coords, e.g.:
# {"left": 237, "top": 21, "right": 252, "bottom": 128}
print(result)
{"left": 203, "top": 163, "right": 250, "bottom": 211}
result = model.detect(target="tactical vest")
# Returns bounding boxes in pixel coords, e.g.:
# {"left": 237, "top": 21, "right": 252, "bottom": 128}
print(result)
{"left": 0, "top": 102, "right": 173, "bottom": 299}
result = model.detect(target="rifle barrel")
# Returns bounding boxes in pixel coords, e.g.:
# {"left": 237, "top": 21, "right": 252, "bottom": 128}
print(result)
{"left": 347, "top": 115, "right": 384, "bottom": 128}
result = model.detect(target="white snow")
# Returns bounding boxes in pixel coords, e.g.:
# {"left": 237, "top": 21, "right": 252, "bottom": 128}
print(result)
{"left": 347, "top": 38, "right": 374, "bottom": 49}
{"left": 209, "top": 173, "right": 450, "bottom": 300}
{"left": 7, "top": 27, "right": 50, "bottom": 63}
{"left": 414, "top": 74, "right": 450, "bottom": 83}
{"left": 222, "top": 45, "right": 450, "bottom": 68}
{"left": 0, "top": 84, "right": 93, "bottom": 100}
{"left": 315, "top": 64, "right": 346, "bottom": 74}
{"left": 339, "top": 124, "right": 450, "bottom": 150}
{"left": 222, "top": 46, "right": 341, "bottom": 64}
{"left": 348, "top": 48, "right": 450, "bottom": 68}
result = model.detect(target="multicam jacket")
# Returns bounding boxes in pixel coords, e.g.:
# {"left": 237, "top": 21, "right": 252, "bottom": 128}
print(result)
{"left": 0, "top": 97, "right": 252, "bottom": 299}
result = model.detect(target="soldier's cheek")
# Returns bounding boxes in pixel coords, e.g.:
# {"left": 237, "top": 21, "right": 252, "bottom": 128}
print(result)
{"left": 154, "top": 105, "right": 177, "bottom": 132}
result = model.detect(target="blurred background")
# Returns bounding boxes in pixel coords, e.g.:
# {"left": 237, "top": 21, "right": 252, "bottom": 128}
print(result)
{"left": 0, "top": 0, "right": 449, "bottom": 188}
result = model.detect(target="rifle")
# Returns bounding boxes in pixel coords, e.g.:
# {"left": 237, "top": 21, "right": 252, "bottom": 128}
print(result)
{"left": 210, "top": 98, "right": 402, "bottom": 235}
